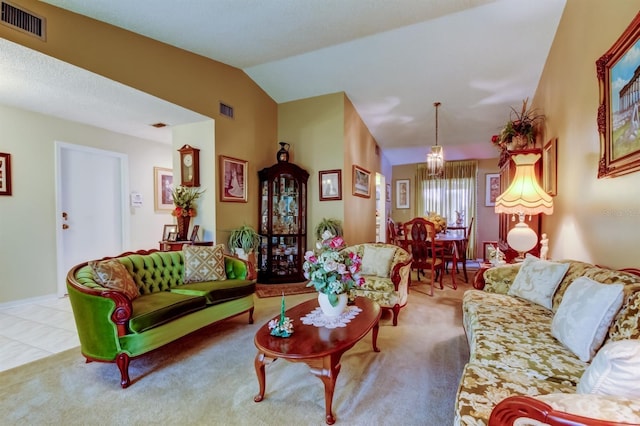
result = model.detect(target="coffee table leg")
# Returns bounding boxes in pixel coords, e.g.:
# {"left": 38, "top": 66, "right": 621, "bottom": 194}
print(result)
{"left": 254, "top": 352, "right": 275, "bottom": 402}
{"left": 308, "top": 354, "right": 341, "bottom": 425}
{"left": 372, "top": 321, "right": 380, "bottom": 352}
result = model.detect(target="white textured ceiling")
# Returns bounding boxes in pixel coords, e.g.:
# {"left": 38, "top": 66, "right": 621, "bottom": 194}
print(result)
{"left": 6, "top": 0, "right": 566, "bottom": 164}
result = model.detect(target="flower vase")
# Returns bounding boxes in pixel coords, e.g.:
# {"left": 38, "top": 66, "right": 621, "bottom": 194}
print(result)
{"left": 511, "top": 134, "right": 529, "bottom": 150}
{"left": 318, "top": 292, "right": 348, "bottom": 318}
{"left": 177, "top": 216, "right": 191, "bottom": 241}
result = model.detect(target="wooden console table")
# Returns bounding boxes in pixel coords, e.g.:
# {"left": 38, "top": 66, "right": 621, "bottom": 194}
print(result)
{"left": 158, "top": 240, "right": 213, "bottom": 251}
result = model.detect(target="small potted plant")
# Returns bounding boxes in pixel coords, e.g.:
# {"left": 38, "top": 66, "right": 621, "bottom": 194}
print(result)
{"left": 314, "top": 218, "right": 343, "bottom": 241}
{"left": 497, "top": 98, "right": 544, "bottom": 150}
{"left": 228, "top": 224, "right": 261, "bottom": 261}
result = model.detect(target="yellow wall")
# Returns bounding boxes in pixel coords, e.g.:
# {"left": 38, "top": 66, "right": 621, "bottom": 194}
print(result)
{"left": 278, "top": 93, "right": 382, "bottom": 247}
{"left": 0, "top": 0, "right": 277, "bottom": 247}
{"left": 344, "top": 96, "right": 380, "bottom": 244}
{"left": 278, "top": 93, "right": 345, "bottom": 248}
{"left": 532, "top": 0, "right": 640, "bottom": 267}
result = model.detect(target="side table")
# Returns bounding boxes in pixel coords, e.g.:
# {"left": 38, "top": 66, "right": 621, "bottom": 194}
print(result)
{"left": 158, "top": 240, "right": 213, "bottom": 251}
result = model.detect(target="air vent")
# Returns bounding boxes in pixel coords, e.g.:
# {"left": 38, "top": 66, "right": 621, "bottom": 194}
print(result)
{"left": 1, "top": 1, "right": 46, "bottom": 40}
{"left": 219, "top": 102, "right": 234, "bottom": 119}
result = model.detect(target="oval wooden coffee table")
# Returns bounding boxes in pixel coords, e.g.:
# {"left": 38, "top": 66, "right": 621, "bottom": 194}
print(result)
{"left": 253, "top": 296, "right": 381, "bottom": 425}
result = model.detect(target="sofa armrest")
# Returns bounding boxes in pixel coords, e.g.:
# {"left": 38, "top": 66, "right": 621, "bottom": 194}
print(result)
{"left": 489, "top": 395, "right": 640, "bottom": 426}
{"left": 224, "top": 255, "right": 256, "bottom": 281}
{"left": 390, "top": 253, "right": 412, "bottom": 291}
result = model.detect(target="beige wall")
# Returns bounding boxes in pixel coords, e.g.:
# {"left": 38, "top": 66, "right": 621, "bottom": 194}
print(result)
{"left": 532, "top": 0, "right": 640, "bottom": 267}
{"left": 278, "top": 93, "right": 345, "bottom": 249}
{"left": 344, "top": 96, "right": 380, "bottom": 244}
{"left": 0, "top": 0, "right": 277, "bottom": 251}
{"left": 278, "top": 93, "right": 383, "bottom": 247}
{"left": 0, "top": 104, "right": 174, "bottom": 303}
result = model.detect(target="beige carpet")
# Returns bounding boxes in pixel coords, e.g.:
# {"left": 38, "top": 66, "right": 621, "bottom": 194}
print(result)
{"left": 0, "top": 275, "right": 470, "bottom": 425}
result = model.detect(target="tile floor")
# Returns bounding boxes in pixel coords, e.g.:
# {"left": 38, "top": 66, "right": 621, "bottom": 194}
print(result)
{"left": 0, "top": 296, "right": 78, "bottom": 372}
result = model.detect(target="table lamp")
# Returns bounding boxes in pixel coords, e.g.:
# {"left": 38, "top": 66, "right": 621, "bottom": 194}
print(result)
{"left": 494, "top": 152, "right": 553, "bottom": 260}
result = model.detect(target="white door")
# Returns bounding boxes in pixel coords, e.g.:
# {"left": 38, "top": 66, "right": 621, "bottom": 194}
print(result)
{"left": 55, "top": 142, "right": 129, "bottom": 296}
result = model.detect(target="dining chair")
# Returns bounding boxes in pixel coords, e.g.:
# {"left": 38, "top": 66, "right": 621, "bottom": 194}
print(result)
{"left": 402, "top": 217, "right": 444, "bottom": 296}
{"left": 444, "top": 216, "right": 474, "bottom": 282}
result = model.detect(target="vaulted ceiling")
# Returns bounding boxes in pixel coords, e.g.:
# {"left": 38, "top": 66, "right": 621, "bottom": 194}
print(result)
{"left": 5, "top": 0, "right": 567, "bottom": 164}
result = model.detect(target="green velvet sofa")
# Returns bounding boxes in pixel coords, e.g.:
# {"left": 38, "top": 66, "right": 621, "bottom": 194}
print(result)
{"left": 455, "top": 259, "right": 640, "bottom": 426}
{"left": 66, "top": 249, "right": 256, "bottom": 388}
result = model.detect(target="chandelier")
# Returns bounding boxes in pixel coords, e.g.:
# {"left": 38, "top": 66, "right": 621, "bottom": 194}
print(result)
{"left": 426, "top": 101, "right": 444, "bottom": 177}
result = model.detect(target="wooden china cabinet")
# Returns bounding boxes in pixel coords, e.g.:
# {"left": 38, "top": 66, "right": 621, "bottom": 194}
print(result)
{"left": 497, "top": 148, "right": 543, "bottom": 263}
{"left": 257, "top": 162, "right": 309, "bottom": 283}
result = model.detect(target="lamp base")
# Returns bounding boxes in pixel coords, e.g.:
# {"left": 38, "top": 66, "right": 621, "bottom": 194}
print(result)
{"left": 506, "top": 218, "right": 538, "bottom": 260}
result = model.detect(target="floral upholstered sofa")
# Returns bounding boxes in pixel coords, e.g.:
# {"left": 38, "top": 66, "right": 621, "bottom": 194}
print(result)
{"left": 454, "top": 256, "right": 640, "bottom": 425}
{"left": 341, "top": 243, "right": 411, "bottom": 325}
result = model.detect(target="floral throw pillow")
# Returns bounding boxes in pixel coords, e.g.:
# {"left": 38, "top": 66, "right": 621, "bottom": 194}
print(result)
{"left": 361, "top": 246, "right": 396, "bottom": 277}
{"left": 183, "top": 244, "right": 227, "bottom": 283}
{"left": 552, "top": 277, "right": 624, "bottom": 362}
{"left": 89, "top": 259, "right": 139, "bottom": 300}
{"left": 577, "top": 339, "right": 640, "bottom": 398}
{"left": 507, "top": 255, "right": 569, "bottom": 309}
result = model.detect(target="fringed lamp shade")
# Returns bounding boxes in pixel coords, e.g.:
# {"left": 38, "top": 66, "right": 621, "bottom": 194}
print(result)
{"left": 495, "top": 153, "right": 553, "bottom": 259}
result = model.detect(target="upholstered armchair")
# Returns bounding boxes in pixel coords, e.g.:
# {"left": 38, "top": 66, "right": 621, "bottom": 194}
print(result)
{"left": 341, "top": 243, "right": 412, "bottom": 326}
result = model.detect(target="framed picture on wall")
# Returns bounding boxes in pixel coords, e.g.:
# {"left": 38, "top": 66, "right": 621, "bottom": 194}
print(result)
{"left": 219, "top": 155, "right": 248, "bottom": 202}
{"left": 0, "top": 152, "right": 12, "bottom": 196}
{"left": 543, "top": 138, "right": 558, "bottom": 196}
{"left": 395, "top": 179, "right": 410, "bottom": 209}
{"left": 319, "top": 169, "right": 342, "bottom": 201}
{"left": 485, "top": 173, "right": 500, "bottom": 207}
{"left": 352, "top": 165, "right": 371, "bottom": 198}
{"left": 596, "top": 13, "right": 640, "bottom": 178}
{"left": 386, "top": 183, "right": 391, "bottom": 202}
{"left": 154, "top": 167, "right": 174, "bottom": 212}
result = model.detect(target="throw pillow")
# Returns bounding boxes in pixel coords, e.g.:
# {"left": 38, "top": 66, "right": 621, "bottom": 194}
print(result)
{"left": 577, "top": 339, "right": 640, "bottom": 398}
{"left": 551, "top": 277, "right": 624, "bottom": 362}
{"left": 183, "top": 244, "right": 227, "bottom": 283}
{"left": 89, "top": 259, "right": 139, "bottom": 300}
{"left": 507, "top": 255, "right": 569, "bottom": 309}
{"left": 361, "top": 245, "right": 396, "bottom": 277}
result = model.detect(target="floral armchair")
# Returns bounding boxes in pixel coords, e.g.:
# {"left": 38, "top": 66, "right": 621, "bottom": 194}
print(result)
{"left": 341, "top": 243, "right": 412, "bottom": 326}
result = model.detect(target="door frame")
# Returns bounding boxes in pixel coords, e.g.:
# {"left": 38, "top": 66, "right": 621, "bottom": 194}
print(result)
{"left": 54, "top": 141, "right": 130, "bottom": 297}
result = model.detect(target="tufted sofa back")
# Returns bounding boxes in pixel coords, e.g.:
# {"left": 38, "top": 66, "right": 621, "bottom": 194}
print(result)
{"left": 118, "top": 251, "right": 184, "bottom": 294}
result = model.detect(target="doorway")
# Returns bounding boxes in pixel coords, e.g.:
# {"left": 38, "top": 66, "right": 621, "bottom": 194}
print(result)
{"left": 55, "top": 142, "right": 129, "bottom": 296}
{"left": 375, "top": 173, "right": 387, "bottom": 243}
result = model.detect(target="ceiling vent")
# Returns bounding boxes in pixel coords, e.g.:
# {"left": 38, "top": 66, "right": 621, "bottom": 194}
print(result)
{"left": 219, "top": 102, "right": 234, "bottom": 119}
{"left": 1, "top": 1, "right": 46, "bottom": 40}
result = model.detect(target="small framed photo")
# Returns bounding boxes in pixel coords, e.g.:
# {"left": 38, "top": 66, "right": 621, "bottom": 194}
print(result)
{"left": 219, "top": 155, "right": 248, "bottom": 202}
{"left": 167, "top": 232, "right": 179, "bottom": 242}
{"left": 319, "top": 169, "right": 342, "bottom": 201}
{"left": 485, "top": 173, "right": 500, "bottom": 207}
{"left": 352, "top": 165, "right": 371, "bottom": 198}
{"left": 190, "top": 225, "right": 200, "bottom": 242}
{"left": 395, "top": 179, "right": 410, "bottom": 209}
{"left": 0, "top": 152, "right": 12, "bottom": 196}
{"left": 154, "top": 167, "right": 174, "bottom": 212}
{"left": 543, "top": 138, "right": 557, "bottom": 196}
{"left": 163, "top": 224, "right": 178, "bottom": 241}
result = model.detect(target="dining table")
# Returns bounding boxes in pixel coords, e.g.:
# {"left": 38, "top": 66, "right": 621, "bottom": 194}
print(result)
{"left": 435, "top": 230, "right": 467, "bottom": 287}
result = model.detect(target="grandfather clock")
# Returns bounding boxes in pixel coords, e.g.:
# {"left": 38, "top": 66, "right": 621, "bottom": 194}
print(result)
{"left": 178, "top": 144, "right": 200, "bottom": 187}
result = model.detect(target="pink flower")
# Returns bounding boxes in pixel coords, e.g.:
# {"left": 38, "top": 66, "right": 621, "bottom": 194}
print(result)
{"left": 329, "top": 236, "right": 344, "bottom": 249}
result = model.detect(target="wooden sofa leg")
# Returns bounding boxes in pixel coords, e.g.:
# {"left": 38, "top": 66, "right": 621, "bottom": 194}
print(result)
{"left": 248, "top": 306, "right": 255, "bottom": 324}
{"left": 116, "top": 352, "right": 131, "bottom": 388}
{"left": 392, "top": 305, "right": 400, "bottom": 326}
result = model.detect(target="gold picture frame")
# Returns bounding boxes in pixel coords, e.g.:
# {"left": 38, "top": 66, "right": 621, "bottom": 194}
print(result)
{"left": 219, "top": 155, "right": 248, "bottom": 202}
{"left": 543, "top": 138, "right": 557, "bottom": 196}
{"left": 352, "top": 165, "right": 370, "bottom": 198}
{"left": 154, "top": 167, "right": 173, "bottom": 212}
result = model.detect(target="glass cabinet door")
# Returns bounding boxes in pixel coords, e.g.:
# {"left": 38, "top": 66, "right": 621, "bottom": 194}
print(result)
{"left": 257, "top": 163, "right": 308, "bottom": 283}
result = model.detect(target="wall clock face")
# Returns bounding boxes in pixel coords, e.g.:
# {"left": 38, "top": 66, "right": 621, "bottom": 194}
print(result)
{"left": 183, "top": 154, "right": 193, "bottom": 167}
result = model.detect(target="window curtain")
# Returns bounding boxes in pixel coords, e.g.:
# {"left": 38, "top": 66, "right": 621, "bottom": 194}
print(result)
{"left": 415, "top": 160, "right": 477, "bottom": 259}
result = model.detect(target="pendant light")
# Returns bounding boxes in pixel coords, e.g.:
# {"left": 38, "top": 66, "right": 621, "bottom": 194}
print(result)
{"left": 426, "top": 101, "right": 444, "bottom": 177}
